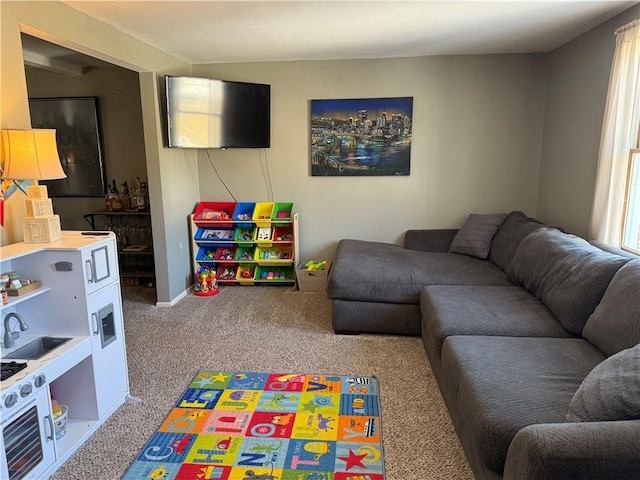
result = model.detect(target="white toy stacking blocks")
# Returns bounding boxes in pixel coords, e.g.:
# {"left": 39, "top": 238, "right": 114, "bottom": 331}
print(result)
{"left": 23, "top": 185, "right": 62, "bottom": 242}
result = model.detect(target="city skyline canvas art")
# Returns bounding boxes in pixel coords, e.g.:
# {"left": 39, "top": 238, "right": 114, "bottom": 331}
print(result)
{"left": 310, "top": 97, "right": 413, "bottom": 176}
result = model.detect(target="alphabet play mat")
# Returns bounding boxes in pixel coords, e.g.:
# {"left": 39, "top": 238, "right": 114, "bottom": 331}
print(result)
{"left": 123, "top": 370, "right": 385, "bottom": 480}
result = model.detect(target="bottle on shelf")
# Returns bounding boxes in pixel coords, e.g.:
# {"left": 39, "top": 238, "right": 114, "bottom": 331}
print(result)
{"left": 141, "top": 182, "right": 150, "bottom": 209}
{"left": 105, "top": 184, "right": 115, "bottom": 212}
{"left": 133, "top": 177, "right": 146, "bottom": 211}
{"left": 121, "top": 181, "right": 133, "bottom": 211}
{"left": 111, "top": 180, "right": 123, "bottom": 212}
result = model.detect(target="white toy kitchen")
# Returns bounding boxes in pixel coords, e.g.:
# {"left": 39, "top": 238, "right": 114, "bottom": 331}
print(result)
{"left": 0, "top": 232, "right": 130, "bottom": 480}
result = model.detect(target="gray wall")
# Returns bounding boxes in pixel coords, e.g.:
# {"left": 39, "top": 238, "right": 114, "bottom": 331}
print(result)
{"left": 537, "top": 5, "right": 640, "bottom": 237}
{"left": 3, "top": 1, "right": 196, "bottom": 305}
{"left": 193, "top": 54, "right": 548, "bottom": 261}
{"left": 25, "top": 66, "right": 148, "bottom": 231}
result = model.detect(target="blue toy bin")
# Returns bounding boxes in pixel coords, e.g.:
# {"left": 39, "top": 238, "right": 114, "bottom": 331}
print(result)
{"left": 233, "top": 202, "right": 256, "bottom": 226}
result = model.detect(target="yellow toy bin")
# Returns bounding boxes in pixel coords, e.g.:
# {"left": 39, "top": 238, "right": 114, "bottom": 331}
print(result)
{"left": 252, "top": 202, "right": 275, "bottom": 227}
{"left": 254, "top": 246, "right": 294, "bottom": 266}
{"left": 236, "top": 265, "right": 256, "bottom": 285}
{"left": 253, "top": 225, "right": 274, "bottom": 246}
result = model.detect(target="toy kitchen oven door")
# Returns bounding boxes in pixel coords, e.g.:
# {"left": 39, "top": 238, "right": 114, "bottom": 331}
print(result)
{"left": 0, "top": 379, "right": 56, "bottom": 480}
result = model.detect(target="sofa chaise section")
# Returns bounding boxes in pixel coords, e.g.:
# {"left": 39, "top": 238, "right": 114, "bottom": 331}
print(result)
{"left": 327, "top": 211, "right": 549, "bottom": 335}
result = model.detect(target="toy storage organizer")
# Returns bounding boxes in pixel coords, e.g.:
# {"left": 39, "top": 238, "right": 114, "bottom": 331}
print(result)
{"left": 190, "top": 201, "right": 298, "bottom": 288}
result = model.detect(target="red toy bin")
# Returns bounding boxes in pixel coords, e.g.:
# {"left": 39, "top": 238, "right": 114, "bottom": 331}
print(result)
{"left": 194, "top": 201, "right": 237, "bottom": 227}
{"left": 217, "top": 264, "right": 238, "bottom": 283}
{"left": 215, "top": 246, "right": 237, "bottom": 262}
{"left": 272, "top": 202, "right": 294, "bottom": 225}
{"left": 236, "top": 265, "right": 256, "bottom": 285}
{"left": 233, "top": 202, "right": 256, "bottom": 226}
{"left": 273, "top": 226, "right": 294, "bottom": 243}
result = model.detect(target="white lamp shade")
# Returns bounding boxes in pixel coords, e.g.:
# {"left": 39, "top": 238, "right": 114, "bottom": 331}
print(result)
{"left": 1, "top": 129, "right": 67, "bottom": 180}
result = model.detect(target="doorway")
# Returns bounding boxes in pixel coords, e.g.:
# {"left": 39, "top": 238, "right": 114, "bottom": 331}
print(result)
{"left": 21, "top": 33, "right": 157, "bottom": 291}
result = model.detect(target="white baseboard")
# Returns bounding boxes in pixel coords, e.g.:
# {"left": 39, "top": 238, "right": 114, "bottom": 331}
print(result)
{"left": 155, "top": 285, "right": 193, "bottom": 307}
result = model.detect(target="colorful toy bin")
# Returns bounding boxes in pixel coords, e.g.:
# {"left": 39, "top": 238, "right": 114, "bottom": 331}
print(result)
{"left": 232, "top": 202, "right": 256, "bottom": 226}
{"left": 255, "top": 266, "right": 294, "bottom": 282}
{"left": 193, "top": 202, "right": 236, "bottom": 227}
{"left": 252, "top": 202, "right": 275, "bottom": 227}
{"left": 272, "top": 202, "right": 294, "bottom": 225}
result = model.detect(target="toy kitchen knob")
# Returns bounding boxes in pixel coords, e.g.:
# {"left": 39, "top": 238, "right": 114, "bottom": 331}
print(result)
{"left": 20, "top": 383, "right": 33, "bottom": 397}
{"left": 4, "top": 392, "right": 18, "bottom": 408}
{"left": 34, "top": 373, "right": 46, "bottom": 388}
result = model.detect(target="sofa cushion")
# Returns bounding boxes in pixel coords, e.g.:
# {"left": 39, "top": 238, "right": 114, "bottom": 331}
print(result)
{"left": 441, "top": 336, "right": 606, "bottom": 473}
{"left": 566, "top": 344, "right": 640, "bottom": 422}
{"left": 327, "top": 239, "right": 512, "bottom": 304}
{"left": 506, "top": 228, "right": 630, "bottom": 335}
{"left": 421, "top": 285, "right": 572, "bottom": 361}
{"left": 488, "top": 211, "right": 547, "bottom": 272}
{"left": 448, "top": 213, "right": 507, "bottom": 259}
{"left": 582, "top": 259, "right": 640, "bottom": 356}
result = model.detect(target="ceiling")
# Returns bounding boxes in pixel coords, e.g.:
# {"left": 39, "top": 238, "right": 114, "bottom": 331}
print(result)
{"left": 25, "top": 1, "right": 638, "bottom": 70}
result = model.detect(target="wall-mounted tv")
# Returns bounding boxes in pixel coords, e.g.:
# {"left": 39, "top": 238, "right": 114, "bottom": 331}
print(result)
{"left": 165, "top": 75, "right": 270, "bottom": 149}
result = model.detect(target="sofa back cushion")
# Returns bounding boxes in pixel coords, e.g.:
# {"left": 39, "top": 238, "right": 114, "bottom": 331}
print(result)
{"left": 507, "top": 228, "right": 630, "bottom": 335}
{"left": 566, "top": 343, "right": 640, "bottom": 422}
{"left": 448, "top": 213, "right": 507, "bottom": 259}
{"left": 488, "top": 211, "right": 547, "bottom": 272}
{"left": 582, "top": 259, "right": 640, "bottom": 356}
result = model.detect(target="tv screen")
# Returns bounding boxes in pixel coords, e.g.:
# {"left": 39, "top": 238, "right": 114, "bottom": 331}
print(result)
{"left": 165, "top": 76, "right": 270, "bottom": 149}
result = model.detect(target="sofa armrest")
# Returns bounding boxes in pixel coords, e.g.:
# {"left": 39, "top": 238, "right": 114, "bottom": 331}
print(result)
{"left": 404, "top": 229, "right": 458, "bottom": 252}
{"left": 503, "top": 420, "right": 640, "bottom": 480}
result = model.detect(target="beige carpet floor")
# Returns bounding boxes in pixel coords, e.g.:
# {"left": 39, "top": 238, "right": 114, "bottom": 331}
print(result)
{"left": 51, "top": 286, "right": 473, "bottom": 480}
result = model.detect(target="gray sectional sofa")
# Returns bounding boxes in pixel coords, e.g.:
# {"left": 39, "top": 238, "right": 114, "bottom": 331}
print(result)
{"left": 327, "top": 211, "right": 640, "bottom": 479}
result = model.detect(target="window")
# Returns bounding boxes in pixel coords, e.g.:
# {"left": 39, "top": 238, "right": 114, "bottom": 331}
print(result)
{"left": 622, "top": 138, "right": 640, "bottom": 254}
{"left": 589, "top": 20, "right": 639, "bottom": 250}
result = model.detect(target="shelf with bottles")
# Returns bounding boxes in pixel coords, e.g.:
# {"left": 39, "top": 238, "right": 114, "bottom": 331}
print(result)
{"left": 83, "top": 206, "right": 155, "bottom": 285}
{"left": 190, "top": 201, "right": 298, "bottom": 288}
{"left": 104, "top": 177, "right": 150, "bottom": 214}
{"left": 84, "top": 213, "right": 153, "bottom": 251}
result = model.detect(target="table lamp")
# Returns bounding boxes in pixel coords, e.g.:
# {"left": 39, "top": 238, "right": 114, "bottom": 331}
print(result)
{"left": 1, "top": 129, "right": 67, "bottom": 242}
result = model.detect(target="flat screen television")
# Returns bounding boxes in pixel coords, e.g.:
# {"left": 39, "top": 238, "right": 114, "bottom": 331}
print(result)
{"left": 165, "top": 75, "right": 270, "bottom": 149}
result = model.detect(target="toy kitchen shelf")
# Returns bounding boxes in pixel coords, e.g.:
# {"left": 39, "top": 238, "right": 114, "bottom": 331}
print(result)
{"left": 189, "top": 201, "right": 299, "bottom": 287}
{"left": 83, "top": 209, "right": 155, "bottom": 286}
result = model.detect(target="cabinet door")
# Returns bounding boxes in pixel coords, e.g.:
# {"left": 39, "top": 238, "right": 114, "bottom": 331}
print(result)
{"left": 87, "top": 282, "right": 129, "bottom": 417}
{"left": 82, "top": 238, "right": 119, "bottom": 295}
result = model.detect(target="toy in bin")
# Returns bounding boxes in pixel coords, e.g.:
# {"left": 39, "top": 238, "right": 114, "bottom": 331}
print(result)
{"left": 305, "top": 260, "right": 329, "bottom": 271}
{"left": 195, "top": 266, "right": 219, "bottom": 296}
{"left": 51, "top": 398, "right": 68, "bottom": 439}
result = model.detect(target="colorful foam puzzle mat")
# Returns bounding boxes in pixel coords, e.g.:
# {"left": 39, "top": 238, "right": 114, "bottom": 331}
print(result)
{"left": 123, "top": 370, "right": 386, "bottom": 480}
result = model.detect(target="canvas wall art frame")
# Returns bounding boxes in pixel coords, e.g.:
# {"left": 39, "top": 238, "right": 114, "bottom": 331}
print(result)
{"left": 29, "top": 97, "right": 106, "bottom": 196}
{"left": 310, "top": 97, "right": 413, "bottom": 176}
